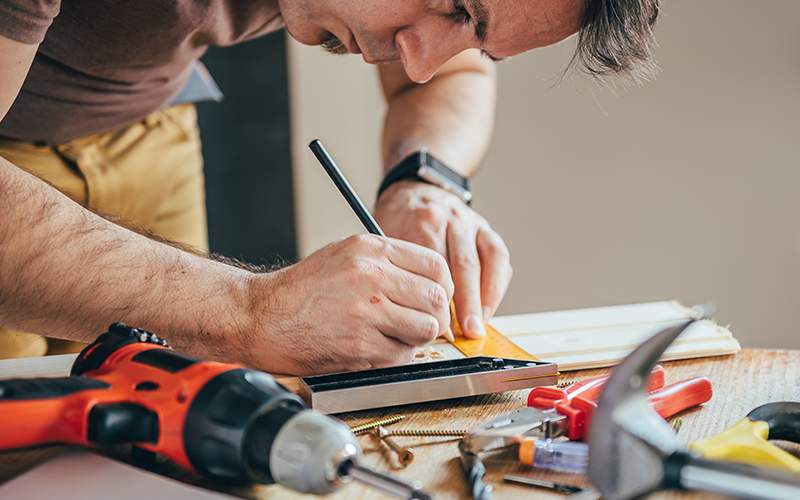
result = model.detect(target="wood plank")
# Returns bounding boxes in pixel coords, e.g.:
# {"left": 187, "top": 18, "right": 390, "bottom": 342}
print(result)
{"left": 489, "top": 301, "right": 740, "bottom": 371}
{"left": 0, "top": 353, "right": 76, "bottom": 380}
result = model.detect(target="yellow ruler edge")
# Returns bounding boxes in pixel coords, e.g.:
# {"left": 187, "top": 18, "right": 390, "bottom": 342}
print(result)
{"left": 450, "top": 302, "right": 539, "bottom": 361}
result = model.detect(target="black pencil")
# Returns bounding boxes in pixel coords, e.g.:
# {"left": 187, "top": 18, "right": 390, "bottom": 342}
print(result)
{"left": 309, "top": 139, "right": 456, "bottom": 342}
{"left": 309, "top": 139, "right": 385, "bottom": 237}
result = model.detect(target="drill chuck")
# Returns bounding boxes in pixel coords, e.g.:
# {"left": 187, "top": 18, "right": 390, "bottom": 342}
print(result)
{"left": 265, "top": 410, "right": 433, "bottom": 499}
{"left": 267, "top": 409, "right": 361, "bottom": 495}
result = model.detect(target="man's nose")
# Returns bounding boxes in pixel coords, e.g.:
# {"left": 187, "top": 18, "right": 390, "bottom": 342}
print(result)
{"left": 395, "top": 28, "right": 466, "bottom": 83}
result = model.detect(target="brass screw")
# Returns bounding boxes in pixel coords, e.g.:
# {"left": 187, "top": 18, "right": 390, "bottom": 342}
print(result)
{"left": 372, "top": 425, "right": 414, "bottom": 466}
{"left": 385, "top": 429, "right": 468, "bottom": 437}
{"left": 349, "top": 415, "right": 405, "bottom": 435}
{"left": 672, "top": 417, "right": 683, "bottom": 434}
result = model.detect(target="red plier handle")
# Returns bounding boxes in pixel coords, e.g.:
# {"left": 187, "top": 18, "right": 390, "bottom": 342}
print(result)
{"left": 528, "top": 365, "right": 666, "bottom": 409}
{"left": 528, "top": 366, "right": 713, "bottom": 441}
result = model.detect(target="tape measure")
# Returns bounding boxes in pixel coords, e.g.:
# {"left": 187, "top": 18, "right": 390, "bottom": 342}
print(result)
{"left": 450, "top": 302, "right": 539, "bottom": 361}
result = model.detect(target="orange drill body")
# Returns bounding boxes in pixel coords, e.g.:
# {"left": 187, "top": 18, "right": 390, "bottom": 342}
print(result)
{"left": 0, "top": 324, "right": 304, "bottom": 483}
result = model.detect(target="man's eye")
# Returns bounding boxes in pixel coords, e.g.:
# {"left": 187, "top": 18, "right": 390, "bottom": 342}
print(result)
{"left": 454, "top": 0, "right": 471, "bottom": 24}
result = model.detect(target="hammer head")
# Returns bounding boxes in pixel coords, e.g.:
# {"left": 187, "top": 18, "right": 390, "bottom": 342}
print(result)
{"left": 588, "top": 305, "right": 711, "bottom": 500}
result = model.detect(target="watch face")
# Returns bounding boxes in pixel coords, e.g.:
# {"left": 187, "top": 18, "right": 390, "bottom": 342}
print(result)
{"left": 423, "top": 153, "right": 469, "bottom": 190}
{"left": 379, "top": 151, "right": 472, "bottom": 204}
{"left": 418, "top": 152, "right": 473, "bottom": 203}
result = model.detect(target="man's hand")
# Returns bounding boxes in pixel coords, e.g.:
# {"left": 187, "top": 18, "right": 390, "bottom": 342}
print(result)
{"left": 374, "top": 181, "right": 512, "bottom": 339}
{"left": 247, "top": 234, "right": 454, "bottom": 376}
{"left": 376, "top": 50, "right": 505, "bottom": 338}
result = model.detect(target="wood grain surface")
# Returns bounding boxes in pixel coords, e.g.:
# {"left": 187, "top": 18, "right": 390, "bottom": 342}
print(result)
{"left": 1, "top": 349, "right": 799, "bottom": 499}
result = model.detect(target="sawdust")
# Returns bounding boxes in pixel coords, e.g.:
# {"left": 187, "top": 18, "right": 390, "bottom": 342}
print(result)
{"left": 411, "top": 346, "right": 448, "bottom": 363}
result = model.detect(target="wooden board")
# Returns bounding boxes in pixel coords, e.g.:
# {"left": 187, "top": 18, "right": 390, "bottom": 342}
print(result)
{"left": 488, "top": 300, "right": 740, "bottom": 370}
{"left": 0, "top": 353, "right": 76, "bottom": 380}
{"left": 0, "top": 302, "right": 740, "bottom": 387}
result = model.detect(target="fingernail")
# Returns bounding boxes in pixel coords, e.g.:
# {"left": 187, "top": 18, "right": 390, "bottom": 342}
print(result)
{"left": 466, "top": 315, "right": 486, "bottom": 338}
{"left": 482, "top": 306, "right": 492, "bottom": 323}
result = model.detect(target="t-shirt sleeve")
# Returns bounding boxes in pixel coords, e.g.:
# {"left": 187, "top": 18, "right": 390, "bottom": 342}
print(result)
{"left": 0, "top": 0, "right": 61, "bottom": 44}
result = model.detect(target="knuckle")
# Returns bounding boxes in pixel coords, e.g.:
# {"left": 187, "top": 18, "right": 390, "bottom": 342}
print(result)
{"left": 482, "top": 281, "right": 504, "bottom": 304}
{"left": 453, "top": 251, "right": 480, "bottom": 271}
{"left": 345, "top": 233, "right": 382, "bottom": 252}
{"left": 429, "top": 283, "right": 448, "bottom": 311}
{"left": 427, "top": 251, "right": 449, "bottom": 278}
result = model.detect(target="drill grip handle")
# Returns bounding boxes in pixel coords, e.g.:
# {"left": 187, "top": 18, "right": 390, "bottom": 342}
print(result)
{"left": 0, "top": 376, "right": 110, "bottom": 402}
{"left": 0, "top": 376, "right": 111, "bottom": 450}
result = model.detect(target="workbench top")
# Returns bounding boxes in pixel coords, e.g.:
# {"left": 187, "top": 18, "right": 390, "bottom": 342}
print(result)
{"left": 1, "top": 348, "right": 798, "bottom": 500}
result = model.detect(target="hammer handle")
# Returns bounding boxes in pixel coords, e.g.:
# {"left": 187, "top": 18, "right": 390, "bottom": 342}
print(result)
{"left": 667, "top": 451, "right": 800, "bottom": 500}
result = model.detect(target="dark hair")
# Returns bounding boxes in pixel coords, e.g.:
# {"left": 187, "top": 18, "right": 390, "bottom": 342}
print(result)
{"left": 572, "top": 0, "right": 660, "bottom": 83}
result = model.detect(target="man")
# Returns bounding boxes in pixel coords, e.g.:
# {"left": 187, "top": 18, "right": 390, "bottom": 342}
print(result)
{"left": 0, "top": 0, "right": 658, "bottom": 375}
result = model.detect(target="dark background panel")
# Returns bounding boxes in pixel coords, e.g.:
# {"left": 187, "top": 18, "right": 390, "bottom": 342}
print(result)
{"left": 196, "top": 31, "right": 297, "bottom": 268}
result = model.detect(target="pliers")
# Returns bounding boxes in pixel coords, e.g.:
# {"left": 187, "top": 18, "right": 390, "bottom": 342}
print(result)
{"left": 459, "top": 365, "right": 713, "bottom": 500}
{"left": 691, "top": 401, "right": 800, "bottom": 472}
{"left": 526, "top": 364, "right": 713, "bottom": 440}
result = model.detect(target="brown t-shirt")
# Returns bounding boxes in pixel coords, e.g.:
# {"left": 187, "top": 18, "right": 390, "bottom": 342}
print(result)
{"left": 0, "top": 0, "right": 284, "bottom": 143}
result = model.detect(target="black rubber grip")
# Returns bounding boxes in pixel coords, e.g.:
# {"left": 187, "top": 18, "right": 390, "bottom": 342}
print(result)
{"left": 0, "top": 376, "right": 110, "bottom": 401}
{"left": 663, "top": 450, "right": 693, "bottom": 489}
{"left": 183, "top": 368, "right": 306, "bottom": 485}
{"left": 747, "top": 402, "right": 800, "bottom": 443}
{"left": 88, "top": 402, "right": 159, "bottom": 445}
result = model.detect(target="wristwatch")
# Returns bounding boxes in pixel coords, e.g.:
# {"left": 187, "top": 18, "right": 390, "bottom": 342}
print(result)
{"left": 377, "top": 149, "right": 473, "bottom": 205}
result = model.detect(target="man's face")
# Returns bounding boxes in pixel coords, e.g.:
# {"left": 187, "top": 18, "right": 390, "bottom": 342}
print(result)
{"left": 278, "top": 0, "right": 585, "bottom": 83}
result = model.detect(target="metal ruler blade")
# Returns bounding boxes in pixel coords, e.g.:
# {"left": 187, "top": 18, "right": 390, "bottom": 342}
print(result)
{"left": 299, "top": 356, "right": 557, "bottom": 413}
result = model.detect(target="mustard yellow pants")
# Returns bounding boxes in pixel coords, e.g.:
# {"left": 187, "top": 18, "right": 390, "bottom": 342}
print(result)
{"left": 0, "top": 103, "right": 208, "bottom": 359}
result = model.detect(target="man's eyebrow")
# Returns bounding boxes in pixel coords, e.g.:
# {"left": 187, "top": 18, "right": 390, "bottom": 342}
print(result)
{"left": 466, "top": 0, "right": 489, "bottom": 43}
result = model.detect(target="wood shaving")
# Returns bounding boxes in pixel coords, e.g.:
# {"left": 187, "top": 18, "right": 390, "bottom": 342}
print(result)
{"left": 411, "top": 346, "right": 448, "bottom": 363}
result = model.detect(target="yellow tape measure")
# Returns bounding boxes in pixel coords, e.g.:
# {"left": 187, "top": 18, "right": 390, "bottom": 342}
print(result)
{"left": 450, "top": 302, "right": 539, "bottom": 361}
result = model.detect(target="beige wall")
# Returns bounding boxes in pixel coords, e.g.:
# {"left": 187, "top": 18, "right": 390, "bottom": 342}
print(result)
{"left": 288, "top": 2, "right": 800, "bottom": 349}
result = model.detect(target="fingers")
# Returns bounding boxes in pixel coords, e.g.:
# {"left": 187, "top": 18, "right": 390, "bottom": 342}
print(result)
{"left": 339, "top": 234, "right": 454, "bottom": 340}
{"left": 376, "top": 298, "right": 444, "bottom": 346}
{"left": 382, "top": 270, "right": 452, "bottom": 339}
{"left": 447, "top": 215, "right": 512, "bottom": 339}
{"left": 447, "top": 219, "right": 487, "bottom": 339}
{"left": 476, "top": 227, "right": 512, "bottom": 323}
{"left": 343, "top": 332, "right": 419, "bottom": 371}
{"left": 385, "top": 238, "right": 454, "bottom": 299}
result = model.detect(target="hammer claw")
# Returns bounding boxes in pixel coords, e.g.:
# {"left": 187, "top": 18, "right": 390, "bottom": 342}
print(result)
{"left": 588, "top": 304, "right": 800, "bottom": 500}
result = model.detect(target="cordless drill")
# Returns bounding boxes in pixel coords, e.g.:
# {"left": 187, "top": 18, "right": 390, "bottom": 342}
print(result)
{"left": 0, "top": 323, "right": 431, "bottom": 499}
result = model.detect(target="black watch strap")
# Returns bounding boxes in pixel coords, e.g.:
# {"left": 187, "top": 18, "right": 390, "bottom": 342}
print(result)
{"left": 377, "top": 149, "right": 473, "bottom": 205}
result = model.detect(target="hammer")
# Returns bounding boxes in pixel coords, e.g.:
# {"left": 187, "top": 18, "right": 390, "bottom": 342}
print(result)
{"left": 588, "top": 305, "right": 800, "bottom": 500}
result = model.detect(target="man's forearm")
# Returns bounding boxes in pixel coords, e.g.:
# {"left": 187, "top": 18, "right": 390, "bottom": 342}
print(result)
{"left": 379, "top": 50, "right": 497, "bottom": 176}
{"left": 0, "top": 157, "right": 254, "bottom": 361}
